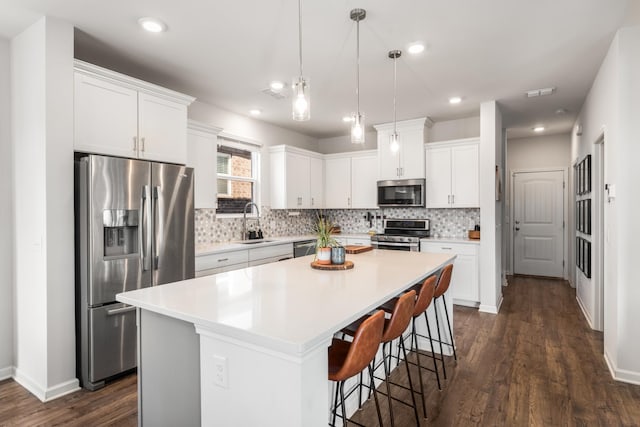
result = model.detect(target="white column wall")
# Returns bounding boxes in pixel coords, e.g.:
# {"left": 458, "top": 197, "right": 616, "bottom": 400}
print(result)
{"left": 478, "top": 101, "right": 503, "bottom": 313}
{"left": 11, "top": 16, "right": 78, "bottom": 400}
{"left": 573, "top": 25, "right": 640, "bottom": 384}
{"left": 0, "top": 38, "right": 14, "bottom": 380}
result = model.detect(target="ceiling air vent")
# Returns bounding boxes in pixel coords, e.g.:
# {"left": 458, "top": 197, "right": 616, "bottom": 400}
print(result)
{"left": 525, "top": 87, "right": 556, "bottom": 98}
{"left": 261, "top": 87, "right": 288, "bottom": 100}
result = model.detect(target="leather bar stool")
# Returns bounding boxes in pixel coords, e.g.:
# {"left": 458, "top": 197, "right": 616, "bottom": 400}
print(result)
{"left": 343, "top": 291, "right": 420, "bottom": 427}
{"left": 329, "top": 310, "right": 385, "bottom": 427}
{"left": 381, "top": 275, "right": 440, "bottom": 419}
{"left": 432, "top": 264, "right": 457, "bottom": 379}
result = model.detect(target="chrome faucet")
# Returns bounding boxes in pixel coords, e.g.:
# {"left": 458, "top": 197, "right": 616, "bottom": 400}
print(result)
{"left": 242, "top": 202, "right": 261, "bottom": 240}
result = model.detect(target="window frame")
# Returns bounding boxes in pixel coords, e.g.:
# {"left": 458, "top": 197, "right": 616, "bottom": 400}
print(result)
{"left": 215, "top": 134, "right": 262, "bottom": 218}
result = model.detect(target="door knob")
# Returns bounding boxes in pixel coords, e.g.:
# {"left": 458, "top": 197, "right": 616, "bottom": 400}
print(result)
{"left": 515, "top": 227, "right": 520, "bottom": 231}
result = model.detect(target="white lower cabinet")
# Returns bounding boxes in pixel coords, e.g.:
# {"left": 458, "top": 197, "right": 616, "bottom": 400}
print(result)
{"left": 248, "top": 243, "right": 293, "bottom": 266}
{"left": 420, "top": 240, "right": 479, "bottom": 307}
{"left": 195, "top": 250, "right": 249, "bottom": 277}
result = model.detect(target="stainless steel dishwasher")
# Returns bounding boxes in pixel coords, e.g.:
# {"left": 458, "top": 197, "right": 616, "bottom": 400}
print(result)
{"left": 293, "top": 239, "right": 316, "bottom": 257}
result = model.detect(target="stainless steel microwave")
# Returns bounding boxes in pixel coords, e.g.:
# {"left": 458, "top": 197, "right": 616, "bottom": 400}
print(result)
{"left": 377, "top": 179, "right": 425, "bottom": 207}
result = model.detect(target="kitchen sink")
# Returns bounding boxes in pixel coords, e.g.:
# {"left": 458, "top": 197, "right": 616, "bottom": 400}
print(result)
{"left": 238, "top": 239, "right": 273, "bottom": 245}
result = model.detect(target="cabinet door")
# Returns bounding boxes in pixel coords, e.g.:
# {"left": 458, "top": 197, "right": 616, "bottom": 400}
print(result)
{"left": 351, "top": 155, "right": 378, "bottom": 208}
{"left": 138, "top": 92, "right": 188, "bottom": 164}
{"left": 324, "top": 157, "right": 351, "bottom": 208}
{"left": 187, "top": 130, "right": 217, "bottom": 209}
{"left": 74, "top": 73, "right": 138, "bottom": 158}
{"left": 286, "top": 153, "right": 311, "bottom": 208}
{"left": 451, "top": 144, "right": 479, "bottom": 207}
{"left": 449, "top": 253, "right": 479, "bottom": 304}
{"left": 398, "top": 127, "right": 425, "bottom": 179}
{"left": 309, "top": 157, "right": 324, "bottom": 209}
{"left": 425, "top": 146, "right": 452, "bottom": 208}
{"left": 377, "top": 129, "right": 401, "bottom": 181}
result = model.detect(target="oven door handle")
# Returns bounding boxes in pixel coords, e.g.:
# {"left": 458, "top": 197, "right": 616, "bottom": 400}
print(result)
{"left": 373, "top": 241, "right": 419, "bottom": 248}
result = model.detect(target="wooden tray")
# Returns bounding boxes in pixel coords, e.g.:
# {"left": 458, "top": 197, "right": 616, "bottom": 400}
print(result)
{"left": 344, "top": 245, "right": 373, "bottom": 254}
{"left": 310, "top": 260, "right": 354, "bottom": 270}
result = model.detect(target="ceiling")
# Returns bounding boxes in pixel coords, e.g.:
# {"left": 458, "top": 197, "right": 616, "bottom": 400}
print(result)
{"left": 0, "top": 0, "right": 635, "bottom": 139}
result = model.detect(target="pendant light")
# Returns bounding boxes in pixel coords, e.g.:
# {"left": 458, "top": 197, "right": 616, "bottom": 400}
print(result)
{"left": 292, "top": 0, "right": 310, "bottom": 121}
{"left": 389, "top": 50, "right": 401, "bottom": 153}
{"left": 350, "top": 8, "right": 366, "bottom": 144}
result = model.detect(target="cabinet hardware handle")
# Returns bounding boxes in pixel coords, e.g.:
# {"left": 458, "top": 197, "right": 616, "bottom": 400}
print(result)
{"left": 311, "top": 197, "right": 314, "bottom": 206}
{"left": 448, "top": 195, "right": 451, "bottom": 204}
{"left": 452, "top": 194, "right": 455, "bottom": 204}
{"left": 348, "top": 197, "right": 351, "bottom": 206}
{"left": 441, "top": 247, "right": 452, "bottom": 250}
{"left": 218, "top": 258, "right": 229, "bottom": 262}
{"left": 141, "top": 137, "right": 146, "bottom": 152}
{"left": 107, "top": 306, "right": 136, "bottom": 316}
{"left": 133, "top": 136, "right": 137, "bottom": 151}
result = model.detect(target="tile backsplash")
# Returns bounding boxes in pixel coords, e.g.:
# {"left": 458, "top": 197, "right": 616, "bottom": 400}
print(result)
{"left": 195, "top": 206, "right": 480, "bottom": 246}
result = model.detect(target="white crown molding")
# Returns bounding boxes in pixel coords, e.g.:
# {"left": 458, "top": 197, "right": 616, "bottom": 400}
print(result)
{"left": 74, "top": 59, "right": 195, "bottom": 106}
{"left": 373, "top": 116, "right": 431, "bottom": 132}
{"left": 187, "top": 119, "right": 223, "bottom": 136}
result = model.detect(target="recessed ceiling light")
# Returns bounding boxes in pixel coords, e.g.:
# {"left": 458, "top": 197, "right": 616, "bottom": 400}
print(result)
{"left": 449, "top": 96, "right": 462, "bottom": 104}
{"left": 270, "top": 81, "right": 285, "bottom": 92}
{"left": 533, "top": 126, "right": 545, "bottom": 132}
{"left": 407, "top": 43, "right": 425, "bottom": 54}
{"left": 249, "top": 109, "right": 262, "bottom": 116}
{"left": 555, "top": 108, "right": 568, "bottom": 115}
{"left": 138, "top": 17, "right": 167, "bottom": 33}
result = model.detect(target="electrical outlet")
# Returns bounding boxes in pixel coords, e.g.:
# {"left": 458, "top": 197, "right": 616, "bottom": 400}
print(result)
{"left": 212, "top": 355, "right": 228, "bottom": 388}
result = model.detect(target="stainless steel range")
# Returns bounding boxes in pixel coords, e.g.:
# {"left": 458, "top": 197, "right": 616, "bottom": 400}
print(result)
{"left": 371, "top": 219, "right": 430, "bottom": 252}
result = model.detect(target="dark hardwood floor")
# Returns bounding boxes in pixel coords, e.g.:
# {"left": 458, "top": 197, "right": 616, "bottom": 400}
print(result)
{"left": 1, "top": 276, "right": 639, "bottom": 426}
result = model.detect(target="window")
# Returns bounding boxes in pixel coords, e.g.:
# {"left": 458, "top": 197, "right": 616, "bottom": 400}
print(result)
{"left": 216, "top": 139, "right": 260, "bottom": 215}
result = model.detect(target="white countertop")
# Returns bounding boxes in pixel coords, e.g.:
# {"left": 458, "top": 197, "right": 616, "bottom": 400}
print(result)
{"left": 421, "top": 236, "right": 480, "bottom": 244}
{"left": 117, "top": 249, "right": 454, "bottom": 356}
{"left": 195, "top": 233, "right": 373, "bottom": 255}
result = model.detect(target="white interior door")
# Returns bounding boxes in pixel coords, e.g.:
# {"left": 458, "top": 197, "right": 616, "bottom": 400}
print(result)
{"left": 513, "top": 170, "right": 564, "bottom": 277}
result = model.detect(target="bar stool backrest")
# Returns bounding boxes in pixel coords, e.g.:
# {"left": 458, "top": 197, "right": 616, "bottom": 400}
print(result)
{"left": 382, "top": 290, "right": 416, "bottom": 342}
{"left": 434, "top": 264, "right": 454, "bottom": 298}
{"left": 332, "top": 310, "right": 385, "bottom": 381}
{"left": 414, "top": 275, "right": 437, "bottom": 316}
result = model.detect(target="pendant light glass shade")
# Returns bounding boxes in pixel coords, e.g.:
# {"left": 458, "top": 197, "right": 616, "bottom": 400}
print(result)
{"left": 351, "top": 113, "right": 365, "bottom": 144}
{"left": 389, "top": 49, "right": 401, "bottom": 153}
{"left": 292, "top": 76, "right": 310, "bottom": 121}
{"left": 350, "top": 8, "right": 366, "bottom": 144}
{"left": 292, "top": 0, "right": 310, "bottom": 121}
{"left": 389, "top": 132, "right": 399, "bottom": 152}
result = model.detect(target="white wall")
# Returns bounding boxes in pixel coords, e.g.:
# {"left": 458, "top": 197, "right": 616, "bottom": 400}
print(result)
{"left": 505, "top": 133, "right": 571, "bottom": 276}
{"left": 479, "top": 101, "right": 503, "bottom": 313}
{"left": 188, "top": 101, "right": 318, "bottom": 208}
{"left": 573, "top": 25, "right": 640, "bottom": 384}
{"left": 0, "top": 37, "right": 13, "bottom": 379}
{"left": 428, "top": 116, "right": 480, "bottom": 142}
{"left": 11, "top": 17, "right": 78, "bottom": 401}
{"left": 315, "top": 131, "right": 377, "bottom": 154}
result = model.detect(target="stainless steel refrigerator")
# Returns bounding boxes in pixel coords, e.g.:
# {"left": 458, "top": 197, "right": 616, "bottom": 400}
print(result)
{"left": 74, "top": 154, "right": 194, "bottom": 390}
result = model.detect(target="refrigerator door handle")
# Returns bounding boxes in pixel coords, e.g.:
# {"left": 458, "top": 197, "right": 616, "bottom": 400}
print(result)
{"left": 141, "top": 185, "right": 151, "bottom": 271}
{"left": 153, "top": 185, "right": 160, "bottom": 270}
{"left": 106, "top": 305, "right": 137, "bottom": 316}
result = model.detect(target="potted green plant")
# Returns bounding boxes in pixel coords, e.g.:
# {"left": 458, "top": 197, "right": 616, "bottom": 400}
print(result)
{"left": 313, "top": 213, "right": 336, "bottom": 265}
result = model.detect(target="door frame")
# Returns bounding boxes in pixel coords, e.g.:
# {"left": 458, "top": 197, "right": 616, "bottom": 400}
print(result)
{"left": 509, "top": 167, "right": 568, "bottom": 278}
{"left": 591, "top": 132, "right": 605, "bottom": 331}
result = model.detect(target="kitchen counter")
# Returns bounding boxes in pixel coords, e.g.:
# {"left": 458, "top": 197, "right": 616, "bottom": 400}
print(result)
{"left": 195, "top": 233, "right": 373, "bottom": 255}
{"left": 421, "top": 236, "right": 480, "bottom": 244}
{"left": 117, "top": 249, "right": 454, "bottom": 427}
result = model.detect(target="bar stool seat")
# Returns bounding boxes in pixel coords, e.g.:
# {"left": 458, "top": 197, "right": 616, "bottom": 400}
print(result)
{"left": 329, "top": 310, "right": 385, "bottom": 427}
{"left": 342, "top": 291, "right": 420, "bottom": 426}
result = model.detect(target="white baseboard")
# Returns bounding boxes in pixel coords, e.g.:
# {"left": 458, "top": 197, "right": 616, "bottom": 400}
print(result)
{"left": 604, "top": 349, "right": 640, "bottom": 386}
{"left": 0, "top": 366, "right": 14, "bottom": 381}
{"left": 13, "top": 368, "right": 80, "bottom": 402}
{"left": 452, "top": 298, "right": 480, "bottom": 308}
{"left": 479, "top": 293, "right": 503, "bottom": 314}
{"left": 576, "top": 295, "right": 595, "bottom": 330}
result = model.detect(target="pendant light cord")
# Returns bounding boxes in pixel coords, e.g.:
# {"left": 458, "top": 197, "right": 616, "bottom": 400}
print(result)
{"left": 356, "top": 17, "right": 360, "bottom": 114}
{"left": 393, "top": 54, "right": 397, "bottom": 134}
{"left": 298, "top": 0, "right": 303, "bottom": 77}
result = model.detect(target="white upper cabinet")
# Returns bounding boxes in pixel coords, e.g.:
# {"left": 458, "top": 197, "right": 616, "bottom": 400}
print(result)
{"left": 187, "top": 120, "right": 222, "bottom": 209}
{"left": 375, "top": 117, "right": 429, "bottom": 181}
{"left": 324, "top": 151, "right": 378, "bottom": 209}
{"left": 269, "top": 145, "right": 323, "bottom": 209}
{"left": 73, "top": 60, "right": 195, "bottom": 164}
{"left": 425, "top": 138, "right": 479, "bottom": 208}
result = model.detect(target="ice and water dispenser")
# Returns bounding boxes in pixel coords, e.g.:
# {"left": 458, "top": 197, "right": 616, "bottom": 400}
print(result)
{"left": 102, "top": 209, "right": 139, "bottom": 257}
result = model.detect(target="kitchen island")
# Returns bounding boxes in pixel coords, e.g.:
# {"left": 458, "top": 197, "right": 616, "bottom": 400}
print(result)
{"left": 117, "top": 249, "right": 455, "bottom": 427}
